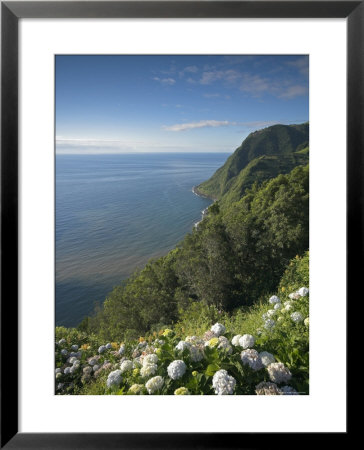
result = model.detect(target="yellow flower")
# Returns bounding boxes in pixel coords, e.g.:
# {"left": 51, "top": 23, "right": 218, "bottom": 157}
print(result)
{"left": 139, "top": 337, "right": 145, "bottom": 342}
{"left": 174, "top": 387, "right": 189, "bottom": 395}
{"left": 133, "top": 368, "right": 140, "bottom": 377}
{"left": 207, "top": 337, "right": 219, "bottom": 348}
{"left": 162, "top": 329, "right": 173, "bottom": 337}
{"left": 111, "top": 342, "right": 118, "bottom": 350}
{"left": 281, "top": 287, "right": 285, "bottom": 292}
{"left": 192, "top": 371, "right": 198, "bottom": 377}
{"left": 80, "top": 344, "right": 90, "bottom": 350}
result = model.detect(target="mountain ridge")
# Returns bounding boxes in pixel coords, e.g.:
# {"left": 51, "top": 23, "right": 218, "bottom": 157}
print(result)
{"left": 196, "top": 122, "right": 309, "bottom": 204}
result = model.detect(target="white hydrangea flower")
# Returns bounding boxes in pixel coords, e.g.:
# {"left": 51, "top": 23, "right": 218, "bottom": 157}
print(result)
{"left": 119, "top": 344, "right": 125, "bottom": 355}
{"left": 93, "top": 365, "right": 100, "bottom": 372}
{"left": 185, "top": 335, "right": 200, "bottom": 344}
{"left": 71, "top": 344, "right": 78, "bottom": 351}
{"left": 274, "top": 303, "right": 281, "bottom": 310}
{"left": 175, "top": 340, "right": 191, "bottom": 352}
{"left": 105, "top": 343, "right": 112, "bottom": 349}
{"left": 98, "top": 345, "right": 106, "bottom": 354}
{"left": 58, "top": 339, "right": 66, "bottom": 345}
{"left": 241, "top": 349, "right": 264, "bottom": 371}
{"left": 128, "top": 384, "right": 144, "bottom": 394}
{"left": 55, "top": 368, "right": 62, "bottom": 374}
{"left": 262, "top": 310, "right": 275, "bottom": 320}
{"left": 239, "top": 334, "right": 255, "bottom": 349}
{"left": 277, "top": 316, "right": 284, "bottom": 322}
{"left": 210, "top": 323, "right": 226, "bottom": 336}
{"left": 291, "top": 312, "right": 304, "bottom": 323}
{"left": 231, "top": 335, "right": 242, "bottom": 346}
{"left": 143, "top": 353, "right": 158, "bottom": 366}
{"left": 167, "top": 360, "right": 187, "bottom": 380}
{"left": 60, "top": 349, "right": 68, "bottom": 357}
{"left": 140, "top": 363, "right": 158, "bottom": 378}
{"left": 69, "top": 366, "right": 78, "bottom": 374}
{"left": 68, "top": 356, "right": 78, "bottom": 365}
{"left": 72, "top": 360, "right": 80, "bottom": 368}
{"left": 189, "top": 345, "right": 204, "bottom": 362}
{"left": 259, "top": 351, "right": 276, "bottom": 367}
{"left": 304, "top": 317, "right": 309, "bottom": 327}
{"left": 212, "top": 369, "right": 236, "bottom": 395}
{"left": 63, "top": 367, "right": 71, "bottom": 375}
{"left": 56, "top": 372, "right": 62, "bottom": 380}
{"left": 269, "top": 295, "right": 281, "bottom": 304}
{"left": 88, "top": 357, "right": 98, "bottom": 366}
{"left": 255, "top": 381, "right": 281, "bottom": 395}
{"left": 289, "top": 292, "right": 301, "bottom": 300}
{"left": 218, "top": 336, "right": 233, "bottom": 354}
{"left": 264, "top": 319, "right": 275, "bottom": 330}
{"left": 145, "top": 376, "right": 164, "bottom": 394}
{"left": 106, "top": 369, "right": 123, "bottom": 388}
{"left": 280, "top": 385, "right": 299, "bottom": 395}
{"left": 120, "top": 360, "right": 133, "bottom": 373}
{"left": 267, "top": 362, "right": 292, "bottom": 384}
{"left": 298, "top": 287, "right": 309, "bottom": 297}
{"left": 284, "top": 304, "right": 293, "bottom": 311}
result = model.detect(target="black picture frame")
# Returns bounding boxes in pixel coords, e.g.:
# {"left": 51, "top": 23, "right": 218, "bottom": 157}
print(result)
{"left": 1, "top": 1, "right": 357, "bottom": 447}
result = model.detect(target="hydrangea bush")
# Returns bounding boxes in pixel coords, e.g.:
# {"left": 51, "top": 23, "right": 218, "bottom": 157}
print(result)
{"left": 55, "top": 283, "right": 309, "bottom": 395}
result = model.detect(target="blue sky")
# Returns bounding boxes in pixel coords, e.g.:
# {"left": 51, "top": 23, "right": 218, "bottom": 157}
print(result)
{"left": 56, "top": 55, "right": 308, "bottom": 154}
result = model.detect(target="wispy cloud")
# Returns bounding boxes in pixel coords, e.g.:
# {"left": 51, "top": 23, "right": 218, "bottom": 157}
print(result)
{"left": 182, "top": 65, "right": 198, "bottom": 74}
{"left": 203, "top": 93, "right": 231, "bottom": 100}
{"left": 162, "top": 119, "right": 302, "bottom": 133}
{"left": 200, "top": 69, "right": 240, "bottom": 85}
{"left": 278, "top": 85, "right": 308, "bottom": 99}
{"left": 55, "top": 137, "right": 234, "bottom": 154}
{"left": 286, "top": 56, "right": 309, "bottom": 76}
{"left": 239, "top": 73, "right": 271, "bottom": 96}
{"left": 191, "top": 67, "right": 307, "bottom": 99}
{"left": 163, "top": 120, "right": 233, "bottom": 132}
{"left": 56, "top": 138, "right": 136, "bottom": 153}
{"left": 153, "top": 77, "right": 176, "bottom": 85}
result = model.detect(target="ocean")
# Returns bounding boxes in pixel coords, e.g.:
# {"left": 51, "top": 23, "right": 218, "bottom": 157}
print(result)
{"left": 56, "top": 153, "right": 229, "bottom": 327}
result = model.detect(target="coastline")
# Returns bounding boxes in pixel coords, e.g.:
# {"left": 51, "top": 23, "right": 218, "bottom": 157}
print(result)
{"left": 192, "top": 186, "right": 216, "bottom": 228}
{"left": 192, "top": 185, "right": 217, "bottom": 201}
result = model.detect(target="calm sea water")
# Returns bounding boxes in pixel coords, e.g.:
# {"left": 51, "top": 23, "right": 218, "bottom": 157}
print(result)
{"left": 56, "top": 153, "right": 229, "bottom": 327}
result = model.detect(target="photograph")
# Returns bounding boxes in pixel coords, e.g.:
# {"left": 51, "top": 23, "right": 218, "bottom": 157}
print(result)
{"left": 54, "top": 54, "right": 310, "bottom": 396}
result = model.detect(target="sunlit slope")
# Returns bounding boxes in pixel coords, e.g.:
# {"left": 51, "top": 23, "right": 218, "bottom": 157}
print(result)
{"left": 196, "top": 122, "right": 309, "bottom": 203}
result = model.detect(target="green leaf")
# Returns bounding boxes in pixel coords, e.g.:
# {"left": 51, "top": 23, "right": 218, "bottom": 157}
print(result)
{"left": 205, "top": 363, "right": 220, "bottom": 376}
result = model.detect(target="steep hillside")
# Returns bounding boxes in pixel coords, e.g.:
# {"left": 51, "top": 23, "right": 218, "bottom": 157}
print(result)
{"left": 196, "top": 122, "right": 309, "bottom": 202}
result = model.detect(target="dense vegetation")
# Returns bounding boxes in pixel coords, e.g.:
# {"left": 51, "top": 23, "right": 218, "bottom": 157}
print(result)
{"left": 58, "top": 122, "right": 309, "bottom": 395}
{"left": 195, "top": 122, "right": 309, "bottom": 205}
{"left": 55, "top": 253, "right": 309, "bottom": 395}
